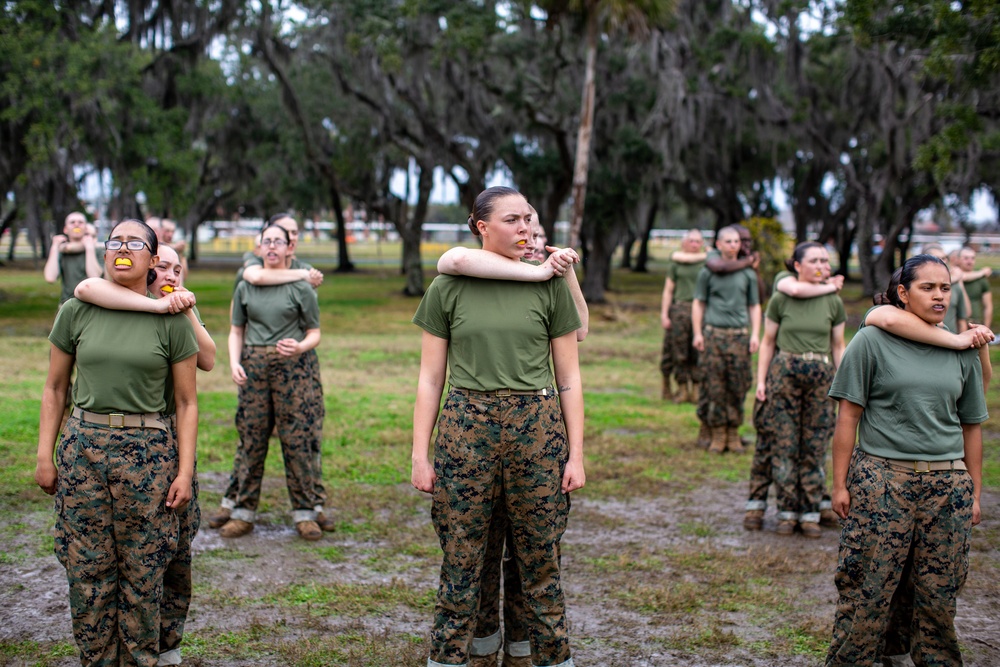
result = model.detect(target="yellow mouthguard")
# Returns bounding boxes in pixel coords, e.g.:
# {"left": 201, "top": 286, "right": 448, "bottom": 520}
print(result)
{"left": 72, "top": 227, "right": 82, "bottom": 234}
{"left": 115, "top": 258, "right": 133, "bottom": 267}
{"left": 161, "top": 285, "right": 174, "bottom": 293}
{"left": 517, "top": 240, "right": 527, "bottom": 245}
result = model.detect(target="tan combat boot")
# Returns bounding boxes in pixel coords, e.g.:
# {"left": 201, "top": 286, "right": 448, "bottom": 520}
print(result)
{"left": 219, "top": 519, "right": 253, "bottom": 538}
{"left": 688, "top": 381, "right": 699, "bottom": 403}
{"left": 207, "top": 506, "right": 231, "bottom": 529}
{"left": 673, "top": 382, "right": 689, "bottom": 404}
{"left": 726, "top": 427, "right": 745, "bottom": 453}
{"left": 696, "top": 422, "right": 711, "bottom": 448}
{"left": 743, "top": 510, "right": 764, "bottom": 531}
{"left": 708, "top": 427, "right": 727, "bottom": 454}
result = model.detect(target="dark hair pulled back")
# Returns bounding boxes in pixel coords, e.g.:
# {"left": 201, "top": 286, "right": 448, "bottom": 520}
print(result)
{"left": 467, "top": 186, "right": 523, "bottom": 237}
{"left": 260, "top": 223, "right": 291, "bottom": 244}
{"left": 268, "top": 213, "right": 295, "bottom": 226}
{"left": 784, "top": 241, "right": 825, "bottom": 272}
{"left": 875, "top": 254, "right": 949, "bottom": 308}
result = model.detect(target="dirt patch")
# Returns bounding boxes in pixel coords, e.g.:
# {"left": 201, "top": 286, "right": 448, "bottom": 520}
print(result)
{"left": 2, "top": 480, "right": 999, "bottom": 666}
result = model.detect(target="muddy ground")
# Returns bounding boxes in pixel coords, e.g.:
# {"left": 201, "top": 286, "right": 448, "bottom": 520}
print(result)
{"left": 2, "top": 471, "right": 999, "bottom": 667}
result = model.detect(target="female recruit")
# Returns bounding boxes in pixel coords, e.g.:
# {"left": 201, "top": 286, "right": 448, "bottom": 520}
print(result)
{"left": 221, "top": 222, "right": 325, "bottom": 541}
{"left": 751, "top": 242, "right": 846, "bottom": 537}
{"left": 826, "top": 255, "right": 988, "bottom": 666}
{"left": 412, "top": 186, "right": 585, "bottom": 667}
{"left": 35, "top": 219, "right": 199, "bottom": 667}
{"left": 74, "top": 244, "right": 216, "bottom": 667}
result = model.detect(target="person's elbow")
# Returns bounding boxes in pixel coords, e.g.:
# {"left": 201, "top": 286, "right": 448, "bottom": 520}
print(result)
{"left": 242, "top": 268, "right": 264, "bottom": 285}
{"left": 436, "top": 248, "right": 467, "bottom": 275}
{"left": 575, "top": 324, "right": 588, "bottom": 342}
{"left": 197, "top": 347, "right": 217, "bottom": 372}
{"left": 74, "top": 279, "right": 97, "bottom": 299}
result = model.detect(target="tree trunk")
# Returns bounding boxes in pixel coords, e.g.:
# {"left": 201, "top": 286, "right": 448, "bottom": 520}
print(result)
{"left": 330, "top": 185, "right": 355, "bottom": 273}
{"left": 633, "top": 191, "right": 659, "bottom": 273}
{"left": 581, "top": 225, "right": 614, "bottom": 303}
{"left": 398, "top": 162, "right": 434, "bottom": 297}
{"left": 567, "top": 11, "right": 598, "bottom": 251}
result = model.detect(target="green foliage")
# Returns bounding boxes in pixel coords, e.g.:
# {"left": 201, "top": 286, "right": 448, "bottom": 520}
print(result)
{"left": 742, "top": 216, "right": 790, "bottom": 288}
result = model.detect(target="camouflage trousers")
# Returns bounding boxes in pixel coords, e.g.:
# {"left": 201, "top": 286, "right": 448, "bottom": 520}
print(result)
{"left": 696, "top": 327, "right": 751, "bottom": 428}
{"left": 160, "top": 415, "right": 201, "bottom": 663}
{"left": 660, "top": 301, "right": 699, "bottom": 384}
{"left": 230, "top": 347, "right": 324, "bottom": 523}
{"left": 751, "top": 352, "right": 835, "bottom": 522}
{"left": 827, "top": 452, "right": 973, "bottom": 667}
{"left": 55, "top": 416, "right": 179, "bottom": 667}
{"left": 429, "top": 389, "right": 573, "bottom": 667}
{"left": 221, "top": 350, "right": 328, "bottom": 515}
{"left": 471, "top": 500, "right": 529, "bottom": 659}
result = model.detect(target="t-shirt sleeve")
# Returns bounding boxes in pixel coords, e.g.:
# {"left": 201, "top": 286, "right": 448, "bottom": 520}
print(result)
{"left": 48, "top": 300, "right": 79, "bottom": 354}
{"left": 829, "top": 331, "right": 872, "bottom": 407}
{"left": 746, "top": 269, "right": 760, "bottom": 306}
{"left": 956, "top": 353, "right": 989, "bottom": 424}
{"left": 693, "top": 267, "right": 710, "bottom": 302}
{"left": 412, "top": 278, "right": 450, "bottom": 339}
{"left": 299, "top": 284, "right": 321, "bottom": 329}
{"left": 666, "top": 261, "right": 678, "bottom": 282}
{"left": 167, "top": 314, "right": 200, "bottom": 364}
{"left": 547, "top": 279, "right": 583, "bottom": 339}
{"left": 231, "top": 283, "right": 249, "bottom": 327}
{"left": 765, "top": 292, "right": 783, "bottom": 323}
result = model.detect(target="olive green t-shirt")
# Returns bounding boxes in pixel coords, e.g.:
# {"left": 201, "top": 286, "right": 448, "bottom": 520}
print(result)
{"left": 829, "top": 325, "right": 987, "bottom": 460}
{"left": 666, "top": 259, "right": 705, "bottom": 303}
{"left": 58, "top": 250, "right": 104, "bottom": 304}
{"left": 963, "top": 276, "right": 990, "bottom": 323}
{"left": 766, "top": 291, "right": 845, "bottom": 355}
{"left": 49, "top": 300, "right": 199, "bottom": 414}
{"left": 944, "top": 282, "right": 969, "bottom": 333}
{"left": 164, "top": 305, "right": 205, "bottom": 415}
{"left": 231, "top": 281, "right": 320, "bottom": 345}
{"left": 412, "top": 275, "right": 581, "bottom": 392}
{"left": 693, "top": 265, "right": 760, "bottom": 328}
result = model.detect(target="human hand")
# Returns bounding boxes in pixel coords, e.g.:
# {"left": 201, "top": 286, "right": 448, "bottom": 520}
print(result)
{"left": 957, "top": 325, "right": 994, "bottom": 349}
{"left": 411, "top": 458, "right": 436, "bottom": 493}
{"left": 693, "top": 334, "right": 704, "bottom": 352}
{"left": 561, "top": 459, "right": 586, "bottom": 494}
{"left": 662, "top": 315, "right": 672, "bottom": 330}
{"left": 972, "top": 498, "right": 981, "bottom": 526}
{"left": 82, "top": 235, "right": 96, "bottom": 250}
{"left": 231, "top": 363, "right": 247, "bottom": 385}
{"left": 984, "top": 267, "right": 993, "bottom": 278}
{"left": 164, "top": 290, "right": 196, "bottom": 314}
{"left": 749, "top": 337, "right": 760, "bottom": 354}
{"left": 166, "top": 474, "right": 192, "bottom": 510}
{"left": 35, "top": 459, "right": 58, "bottom": 495}
{"left": 275, "top": 338, "right": 301, "bottom": 357}
{"left": 306, "top": 268, "right": 324, "bottom": 287}
{"left": 51, "top": 234, "right": 68, "bottom": 251}
{"left": 755, "top": 384, "right": 767, "bottom": 402}
{"left": 750, "top": 252, "right": 761, "bottom": 270}
{"left": 829, "top": 275, "right": 845, "bottom": 291}
{"left": 832, "top": 487, "right": 851, "bottom": 520}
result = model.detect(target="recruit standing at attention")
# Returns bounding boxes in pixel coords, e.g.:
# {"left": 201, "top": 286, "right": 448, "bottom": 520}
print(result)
{"left": 36, "top": 219, "right": 199, "bottom": 667}
{"left": 412, "top": 186, "right": 585, "bottom": 667}
{"left": 826, "top": 255, "right": 987, "bottom": 666}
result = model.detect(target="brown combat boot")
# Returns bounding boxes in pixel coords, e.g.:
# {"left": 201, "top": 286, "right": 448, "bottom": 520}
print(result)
{"left": 696, "top": 422, "right": 711, "bottom": 448}
{"left": 673, "top": 383, "right": 689, "bottom": 404}
{"left": 688, "top": 381, "right": 699, "bottom": 403}
{"left": 219, "top": 519, "right": 253, "bottom": 538}
{"left": 470, "top": 653, "right": 498, "bottom": 667}
{"left": 708, "top": 427, "right": 727, "bottom": 454}
{"left": 296, "top": 520, "right": 322, "bottom": 541}
{"left": 800, "top": 521, "right": 822, "bottom": 538}
{"left": 502, "top": 655, "right": 531, "bottom": 667}
{"left": 726, "top": 427, "right": 745, "bottom": 453}
{"left": 775, "top": 519, "right": 796, "bottom": 536}
{"left": 743, "top": 510, "right": 764, "bottom": 531}
{"left": 206, "top": 506, "right": 231, "bottom": 529}
{"left": 315, "top": 511, "right": 337, "bottom": 532}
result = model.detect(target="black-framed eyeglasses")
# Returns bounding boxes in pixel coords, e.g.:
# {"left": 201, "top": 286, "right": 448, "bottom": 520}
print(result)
{"left": 105, "top": 239, "right": 150, "bottom": 252}
{"left": 260, "top": 238, "right": 288, "bottom": 247}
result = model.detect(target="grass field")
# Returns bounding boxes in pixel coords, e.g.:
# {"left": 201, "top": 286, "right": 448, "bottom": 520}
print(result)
{"left": 1, "top": 254, "right": 999, "bottom": 666}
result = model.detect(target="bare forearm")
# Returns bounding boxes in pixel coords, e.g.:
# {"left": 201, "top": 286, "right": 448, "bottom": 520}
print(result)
{"left": 37, "top": 385, "right": 67, "bottom": 465}
{"left": 298, "top": 329, "right": 321, "bottom": 353}
{"left": 865, "top": 306, "right": 966, "bottom": 349}
{"left": 565, "top": 267, "right": 588, "bottom": 341}
{"left": 706, "top": 255, "right": 752, "bottom": 274}
{"left": 776, "top": 277, "right": 836, "bottom": 298}
{"left": 756, "top": 338, "right": 775, "bottom": 387}
{"left": 174, "top": 398, "right": 198, "bottom": 478}
{"left": 43, "top": 248, "right": 61, "bottom": 283}
{"left": 228, "top": 327, "right": 244, "bottom": 368}
{"left": 84, "top": 247, "right": 103, "bottom": 278}
{"left": 832, "top": 406, "right": 861, "bottom": 492}
{"left": 438, "top": 247, "right": 550, "bottom": 281}
{"left": 75, "top": 278, "right": 163, "bottom": 312}
{"left": 962, "top": 423, "right": 982, "bottom": 502}
{"left": 412, "top": 382, "right": 444, "bottom": 461}
{"left": 243, "top": 265, "right": 310, "bottom": 285}
{"left": 187, "top": 310, "right": 216, "bottom": 371}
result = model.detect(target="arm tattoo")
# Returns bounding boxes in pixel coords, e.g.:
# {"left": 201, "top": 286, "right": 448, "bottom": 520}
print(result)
{"left": 558, "top": 385, "right": 571, "bottom": 393}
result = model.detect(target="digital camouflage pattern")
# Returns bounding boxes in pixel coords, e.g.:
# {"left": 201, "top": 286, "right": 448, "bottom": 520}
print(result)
{"left": 221, "top": 348, "right": 327, "bottom": 514}
{"left": 757, "top": 353, "right": 835, "bottom": 521}
{"left": 55, "top": 417, "right": 179, "bottom": 667}
{"left": 660, "top": 302, "right": 699, "bottom": 385}
{"left": 697, "top": 328, "right": 751, "bottom": 428}
{"left": 472, "top": 501, "right": 527, "bottom": 657}
{"left": 160, "top": 417, "right": 200, "bottom": 659}
{"left": 230, "top": 347, "right": 323, "bottom": 520}
{"left": 429, "top": 389, "right": 573, "bottom": 667}
{"left": 827, "top": 454, "right": 973, "bottom": 666}
{"left": 747, "top": 398, "right": 773, "bottom": 509}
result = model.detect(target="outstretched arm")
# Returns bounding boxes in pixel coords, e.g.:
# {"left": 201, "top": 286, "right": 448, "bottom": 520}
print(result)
{"left": 671, "top": 251, "right": 707, "bottom": 264}
{"left": 706, "top": 252, "right": 758, "bottom": 274}
{"left": 242, "top": 264, "right": 323, "bottom": 287}
{"left": 775, "top": 274, "right": 844, "bottom": 298}
{"left": 75, "top": 278, "right": 184, "bottom": 314}
{"left": 863, "top": 305, "right": 994, "bottom": 349}
{"left": 436, "top": 246, "right": 574, "bottom": 281}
